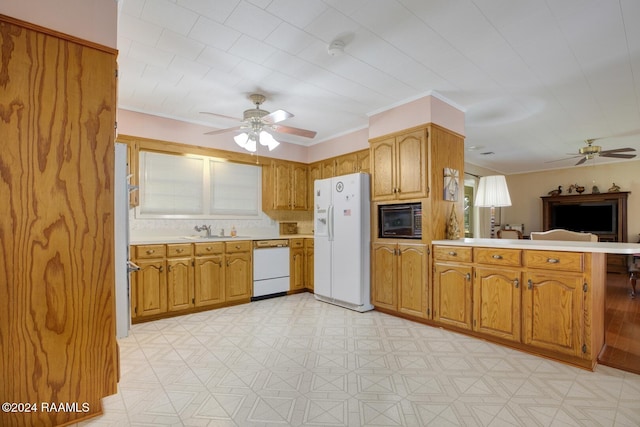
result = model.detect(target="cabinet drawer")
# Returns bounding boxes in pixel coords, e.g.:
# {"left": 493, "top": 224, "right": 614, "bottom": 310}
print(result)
{"left": 166, "top": 243, "right": 193, "bottom": 257}
{"left": 474, "top": 248, "right": 522, "bottom": 267}
{"left": 194, "top": 242, "right": 224, "bottom": 256}
{"left": 433, "top": 245, "right": 472, "bottom": 262}
{"left": 134, "top": 244, "right": 166, "bottom": 259}
{"left": 525, "top": 250, "right": 584, "bottom": 272}
{"left": 290, "top": 238, "right": 304, "bottom": 248}
{"left": 225, "top": 240, "right": 252, "bottom": 253}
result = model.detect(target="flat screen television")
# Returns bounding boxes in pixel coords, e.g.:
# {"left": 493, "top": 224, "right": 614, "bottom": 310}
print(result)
{"left": 550, "top": 202, "right": 617, "bottom": 234}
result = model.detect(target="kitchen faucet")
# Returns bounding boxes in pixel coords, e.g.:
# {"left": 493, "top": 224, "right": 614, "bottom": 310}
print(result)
{"left": 194, "top": 224, "right": 212, "bottom": 238}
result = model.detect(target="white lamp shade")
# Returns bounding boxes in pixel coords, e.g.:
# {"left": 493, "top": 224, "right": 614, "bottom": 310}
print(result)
{"left": 233, "top": 133, "right": 248, "bottom": 149}
{"left": 475, "top": 175, "right": 512, "bottom": 207}
{"left": 259, "top": 131, "right": 280, "bottom": 151}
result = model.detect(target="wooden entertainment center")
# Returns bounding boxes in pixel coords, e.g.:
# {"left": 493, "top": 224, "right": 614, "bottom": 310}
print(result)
{"left": 541, "top": 191, "right": 629, "bottom": 273}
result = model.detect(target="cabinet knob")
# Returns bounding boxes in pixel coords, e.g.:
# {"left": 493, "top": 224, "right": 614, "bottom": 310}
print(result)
{"left": 448, "top": 251, "right": 457, "bottom": 256}
{"left": 546, "top": 258, "right": 560, "bottom": 264}
{"left": 176, "top": 248, "right": 184, "bottom": 253}
{"left": 492, "top": 254, "right": 503, "bottom": 260}
{"left": 527, "top": 279, "right": 533, "bottom": 289}
{"left": 206, "top": 246, "right": 212, "bottom": 251}
{"left": 465, "top": 273, "right": 471, "bottom": 281}
{"left": 514, "top": 278, "right": 519, "bottom": 288}
{"left": 146, "top": 249, "right": 154, "bottom": 255}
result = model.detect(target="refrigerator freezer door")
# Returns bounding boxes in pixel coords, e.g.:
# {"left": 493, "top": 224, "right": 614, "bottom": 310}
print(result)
{"left": 314, "top": 178, "right": 332, "bottom": 299}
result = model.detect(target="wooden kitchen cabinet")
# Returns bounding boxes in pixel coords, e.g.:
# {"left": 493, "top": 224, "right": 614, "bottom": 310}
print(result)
{"left": 225, "top": 241, "right": 253, "bottom": 301}
{"left": 370, "top": 129, "right": 427, "bottom": 201}
{"left": 290, "top": 239, "right": 305, "bottom": 291}
{"left": 522, "top": 250, "right": 587, "bottom": 358}
{"left": 321, "top": 158, "right": 336, "bottom": 178}
{"left": 473, "top": 266, "right": 521, "bottom": 341}
{"left": 336, "top": 153, "right": 357, "bottom": 176}
{"left": 432, "top": 243, "right": 606, "bottom": 370}
{"left": 133, "top": 245, "right": 168, "bottom": 318}
{"left": 194, "top": 242, "right": 225, "bottom": 307}
{"left": 372, "top": 242, "right": 427, "bottom": 317}
{"left": 263, "top": 160, "right": 308, "bottom": 211}
{"left": 305, "top": 239, "right": 315, "bottom": 291}
{"left": 166, "top": 244, "right": 194, "bottom": 312}
{"left": 372, "top": 243, "right": 398, "bottom": 310}
{"left": 433, "top": 262, "right": 472, "bottom": 330}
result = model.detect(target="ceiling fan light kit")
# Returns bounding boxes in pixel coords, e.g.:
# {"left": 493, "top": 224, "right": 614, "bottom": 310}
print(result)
{"left": 202, "top": 93, "right": 317, "bottom": 153}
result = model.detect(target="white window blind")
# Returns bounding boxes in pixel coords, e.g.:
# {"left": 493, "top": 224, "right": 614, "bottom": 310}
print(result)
{"left": 138, "top": 151, "right": 261, "bottom": 218}
{"left": 210, "top": 160, "right": 260, "bottom": 215}
{"left": 140, "top": 152, "right": 203, "bottom": 215}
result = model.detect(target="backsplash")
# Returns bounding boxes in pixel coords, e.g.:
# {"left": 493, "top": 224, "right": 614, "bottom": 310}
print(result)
{"left": 129, "top": 210, "right": 313, "bottom": 240}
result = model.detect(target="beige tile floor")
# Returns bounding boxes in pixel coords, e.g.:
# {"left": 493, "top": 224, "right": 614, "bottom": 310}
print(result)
{"left": 80, "top": 293, "right": 640, "bottom": 426}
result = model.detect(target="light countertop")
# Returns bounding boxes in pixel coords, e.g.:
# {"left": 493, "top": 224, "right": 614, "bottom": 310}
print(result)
{"left": 131, "top": 234, "right": 314, "bottom": 245}
{"left": 432, "top": 238, "right": 640, "bottom": 254}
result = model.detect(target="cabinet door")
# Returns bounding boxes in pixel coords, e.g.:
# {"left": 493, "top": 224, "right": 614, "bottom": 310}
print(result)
{"left": 371, "top": 243, "right": 397, "bottom": 310}
{"left": 523, "top": 272, "right": 585, "bottom": 358}
{"left": 370, "top": 137, "right": 396, "bottom": 201}
{"left": 308, "top": 162, "right": 322, "bottom": 209}
{"left": 226, "top": 252, "right": 252, "bottom": 301}
{"left": 194, "top": 255, "right": 225, "bottom": 307}
{"left": 305, "top": 244, "right": 314, "bottom": 291}
{"left": 396, "top": 130, "right": 427, "bottom": 199}
{"left": 167, "top": 257, "right": 194, "bottom": 311}
{"left": 290, "top": 247, "right": 305, "bottom": 290}
{"left": 433, "top": 263, "right": 472, "bottom": 330}
{"left": 135, "top": 259, "right": 167, "bottom": 317}
{"left": 357, "top": 149, "right": 370, "bottom": 174}
{"left": 292, "top": 164, "right": 308, "bottom": 210}
{"left": 321, "top": 158, "right": 336, "bottom": 178}
{"left": 473, "top": 267, "right": 521, "bottom": 341}
{"left": 398, "top": 244, "right": 426, "bottom": 318}
{"left": 273, "top": 161, "right": 292, "bottom": 210}
{"left": 336, "top": 153, "right": 357, "bottom": 176}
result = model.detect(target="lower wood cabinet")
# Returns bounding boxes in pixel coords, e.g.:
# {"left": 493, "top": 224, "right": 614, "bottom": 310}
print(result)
{"left": 432, "top": 244, "right": 605, "bottom": 369}
{"left": 433, "top": 262, "right": 472, "bottom": 330}
{"left": 167, "top": 244, "right": 194, "bottom": 312}
{"left": 131, "top": 241, "right": 252, "bottom": 321}
{"left": 194, "top": 242, "right": 225, "bottom": 307}
{"left": 372, "top": 242, "right": 427, "bottom": 318}
{"left": 304, "top": 238, "right": 314, "bottom": 291}
{"left": 225, "top": 241, "right": 253, "bottom": 301}
{"left": 290, "top": 239, "right": 305, "bottom": 291}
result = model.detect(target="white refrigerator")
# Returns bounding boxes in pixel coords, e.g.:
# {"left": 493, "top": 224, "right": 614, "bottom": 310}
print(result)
{"left": 314, "top": 172, "right": 373, "bottom": 312}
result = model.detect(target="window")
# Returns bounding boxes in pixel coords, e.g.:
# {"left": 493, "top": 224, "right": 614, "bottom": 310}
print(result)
{"left": 138, "top": 151, "right": 260, "bottom": 218}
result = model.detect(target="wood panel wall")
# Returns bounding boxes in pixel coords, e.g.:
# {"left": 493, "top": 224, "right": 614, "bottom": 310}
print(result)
{"left": 0, "top": 15, "right": 118, "bottom": 426}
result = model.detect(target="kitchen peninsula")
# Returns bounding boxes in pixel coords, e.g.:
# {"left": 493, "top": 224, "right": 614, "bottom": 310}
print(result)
{"left": 431, "top": 238, "right": 640, "bottom": 370}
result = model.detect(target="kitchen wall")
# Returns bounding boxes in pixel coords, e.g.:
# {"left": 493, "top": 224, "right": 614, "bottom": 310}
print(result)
{"left": 504, "top": 160, "right": 640, "bottom": 241}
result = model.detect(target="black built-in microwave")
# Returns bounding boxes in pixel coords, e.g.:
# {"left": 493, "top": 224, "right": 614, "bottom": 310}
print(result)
{"left": 378, "top": 202, "right": 422, "bottom": 239}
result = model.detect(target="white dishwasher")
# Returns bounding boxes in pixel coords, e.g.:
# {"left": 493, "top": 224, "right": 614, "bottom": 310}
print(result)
{"left": 252, "top": 239, "right": 290, "bottom": 300}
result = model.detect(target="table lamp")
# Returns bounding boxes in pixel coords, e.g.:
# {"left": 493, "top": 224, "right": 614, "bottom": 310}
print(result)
{"left": 474, "top": 175, "right": 512, "bottom": 238}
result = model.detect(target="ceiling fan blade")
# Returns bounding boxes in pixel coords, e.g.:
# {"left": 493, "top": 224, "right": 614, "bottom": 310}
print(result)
{"left": 599, "top": 147, "right": 636, "bottom": 154}
{"left": 271, "top": 124, "right": 317, "bottom": 138}
{"left": 575, "top": 157, "right": 587, "bottom": 166}
{"left": 600, "top": 153, "right": 637, "bottom": 159}
{"left": 200, "top": 111, "right": 241, "bottom": 122}
{"left": 544, "top": 155, "right": 582, "bottom": 163}
{"left": 204, "top": 126, "right": 243, "bottom": 136}
{"left": 263, "top": 109, "right": 294, "bottom": 124}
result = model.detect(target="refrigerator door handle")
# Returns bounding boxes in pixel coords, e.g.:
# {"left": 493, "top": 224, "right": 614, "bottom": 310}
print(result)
{"left": 328, "top": 204, "right": 334, "bottom": 241}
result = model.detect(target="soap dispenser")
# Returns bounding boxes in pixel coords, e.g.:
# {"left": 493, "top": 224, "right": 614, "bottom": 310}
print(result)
{"left": 230, "top": 226, "right": 237, "bottom": 237}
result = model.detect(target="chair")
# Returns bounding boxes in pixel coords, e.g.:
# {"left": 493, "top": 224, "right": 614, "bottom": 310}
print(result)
{"left": 529, "top": 229, "right": 598, "bottom": 242}
{"left": 497, "top": 229, "right": 523, "bottom": 239}
{"left": 628, "top": 255, "right": 640, "bottom": 298}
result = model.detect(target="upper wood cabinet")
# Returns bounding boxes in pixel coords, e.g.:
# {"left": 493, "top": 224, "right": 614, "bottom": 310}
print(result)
{"left": 370, "top": 129, "right": 427, "bottom": 201}
{"left": 263, "top": 160, "right": 308, "bottom": 211}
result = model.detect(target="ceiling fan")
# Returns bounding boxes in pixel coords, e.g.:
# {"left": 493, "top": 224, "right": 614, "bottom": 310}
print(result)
{"left": 549, "top": 139, "right": 636, "bottom": 166}
{"left": 201, "top": 93, "right": 317, "bottom": 152}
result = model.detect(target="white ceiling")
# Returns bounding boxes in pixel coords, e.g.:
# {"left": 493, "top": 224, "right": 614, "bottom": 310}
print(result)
{"left": 117, "top": 0, "right": 640, "bottom": 174}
